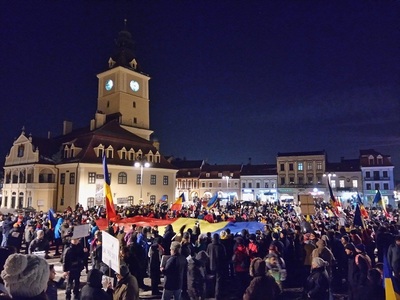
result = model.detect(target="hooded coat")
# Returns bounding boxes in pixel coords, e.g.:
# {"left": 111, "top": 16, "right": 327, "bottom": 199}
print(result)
{"left": 243, "top": 258, "right": 281, "bottom": 300}
{"left": 187, "top": 251, "right": 208, "bottom": 299}
{"left": 80, "top": 269, "right": 112, "bottom": 300}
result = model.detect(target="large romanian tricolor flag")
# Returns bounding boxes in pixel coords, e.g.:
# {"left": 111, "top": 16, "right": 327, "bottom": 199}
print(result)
{"left": 356, "top": 193, "right": 369, "bottom": 219}
{"left": 170, "top": 193, "right": 185, "bottom": 211}
{"left": 102, "top": 154, "right": 117, "bottom": 220}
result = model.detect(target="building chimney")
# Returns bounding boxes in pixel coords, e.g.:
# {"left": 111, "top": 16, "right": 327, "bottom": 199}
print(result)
{"left": 63, "top": 121, "right": 73, "bottom": 135}
{"left": 95, "top": 112, "right": 106, "bottom": 128}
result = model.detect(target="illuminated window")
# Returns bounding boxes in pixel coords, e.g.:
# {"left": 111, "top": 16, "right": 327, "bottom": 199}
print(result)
{"left": 17, "top": 145, "right": 24, "bottom": 157}
{"left": 150, "top": 175, "right": 156, "bottom": 185}
{"left": 352, "top": 180, "right": 358, "bottom": 188}
{"left": 317, "top": 162, "right": 322, "bottom": 170}
{"left": 339, "top": 180, "right": 345, "bottom": 188}
{"left": 331, "top": 180, "right": 336, "bottom": 188}
{"left": 298, "top": 162, "right": 303, "bottom": 171}
{"left": 136, "top": 174, "right": 141, "bottom": 185}
{"left": 307, "top": 162, "right": 313, "bottom": 170}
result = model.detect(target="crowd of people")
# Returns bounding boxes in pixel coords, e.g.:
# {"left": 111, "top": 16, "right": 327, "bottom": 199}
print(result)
{"left": 0, "top": 199, "right": 396, "bottom": 300}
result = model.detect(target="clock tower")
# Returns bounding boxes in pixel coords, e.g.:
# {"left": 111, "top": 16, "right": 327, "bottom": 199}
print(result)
{"left": 96, "top": 25, "right": 153, "bottom": 141}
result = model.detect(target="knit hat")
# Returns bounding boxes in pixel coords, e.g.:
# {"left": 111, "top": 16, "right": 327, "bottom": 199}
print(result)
{"left": 312, "top": 257, "right": 329, "bottom": 268}
{"left": 1, "top": 253, "right": 49, "bottom": 298}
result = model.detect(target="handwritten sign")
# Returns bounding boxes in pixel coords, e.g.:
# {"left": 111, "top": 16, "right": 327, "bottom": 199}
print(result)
{"left": 71, "top": 224, "right": 90, "bottom": 239}
{"left": 102, "top": 231, "right": 120, "bottom": 273}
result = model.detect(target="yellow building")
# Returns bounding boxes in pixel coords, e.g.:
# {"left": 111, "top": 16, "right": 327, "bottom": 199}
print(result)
{"left": 2, "top": 27, "right": 177, "bottom": 211}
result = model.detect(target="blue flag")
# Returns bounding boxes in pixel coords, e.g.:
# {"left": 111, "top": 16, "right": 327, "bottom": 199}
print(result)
{"left": 373, "top": 190, "right": 382, "bottom": 204}
{"left": 207, "top": 193, "right": 219, "bottom": 208}
{"left": 48, "top": 208, "right": 57, "bottom": 229}
{"left": 353, "top": 204, "right": 366, "bottom": 229}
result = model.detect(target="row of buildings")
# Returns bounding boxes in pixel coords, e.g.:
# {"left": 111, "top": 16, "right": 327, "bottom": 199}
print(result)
{"left": 1, "top": 27, "right": 397, "bottom": 212}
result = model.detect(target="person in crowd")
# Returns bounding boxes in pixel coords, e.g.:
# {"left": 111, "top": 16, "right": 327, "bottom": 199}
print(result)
{"left": 24, "top": 223, "right": 35, "bottom": 254}
{"left": 148, "top": 236, "right": 164, "bottom": 296}
{"left": 312, "top": 238, "right": 336, "bottom": 276}
{"left": 162, "top": 224, "right": 175, "bottom": 255}
{"left": 53, "top": 217, "right": 64, "bottom": 256}
{"left": 160, "top": 241, "right": 188, "bottom": 300}
{"left": 358, "top": 268, "right": 385, "bottom": 300}
{"left": 28, "top": 229, "right": 50, "bottom": 258}
{"left": 80, "top": 268, "right": 112, "bottom": 300}
{"left": 220, "top": 229, "right": 235, "bottom": 278}
{"left": 63, "top": 237, "right": 88, "bottom": 300}
{"left": 265, "top": 250, "right": 286, "bottom": 289}
{"left": 232, "top": 236, "right": 250, "bottom": 298}
{"left": 303, "top": 257, "right": 330, "bottom": 300}
{"left": 206, "top": 233, "right": 227, "bottom": 300}
{"left": 387, "top": 235, "right": 400, "bottom": 279}
{"left": 0, "top": 253, "right": 50, "bottom": 300}
{"left": 345, "top": 243, "right": 370, "bottom": 300}
{"left": 108, "top": 264, "right": 139, "bottom": 300}
{"left": 187, "top": 250, "right": 208, "bottom": 300}
{"left": 46, "top": 264, "right": 67, "bottom": 300}
{"left": 243, "top": 257, "right": 281, "bottom": 300}
{"left": 6, "top": 223, "right": 23, "bottom": 253}
{"left": 1, "top": 216, "right": 16, "bottom": 248}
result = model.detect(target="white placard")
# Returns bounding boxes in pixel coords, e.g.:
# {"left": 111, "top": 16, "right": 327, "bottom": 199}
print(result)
{"left": 102, "top": 230, "right": 120, "bottom": 273}
{"left": 71, "top": 224, "right": 90, "bottom": 239}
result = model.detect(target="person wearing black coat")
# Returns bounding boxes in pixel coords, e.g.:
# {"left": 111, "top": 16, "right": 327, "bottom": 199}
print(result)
{"left": 1, "top": 217, "right": 16, "bottom": 247}
{"left": 162, "top": 224, "right": 175, "bottom": 255}
{"left": 161, "top": 241, "right": 188, "bottom": 300}
{"left": 80, "top": 269, "right": 112, "bottom": 300}
{"left": 206, "top": 233, "right": 227, "bottom": 300}
{"left": 187, "top": 250, "right": 208, "bottom": 300}
{"left": 303, "top": 257, "right": 330, "bottom": 300}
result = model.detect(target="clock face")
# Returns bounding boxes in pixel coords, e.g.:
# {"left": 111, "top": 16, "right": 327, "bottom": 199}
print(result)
{"left": 105, "top": 79, "right": 114, "bottom": 91}
{"left": 130, "top": 80, "right": 140, "bottom": 92}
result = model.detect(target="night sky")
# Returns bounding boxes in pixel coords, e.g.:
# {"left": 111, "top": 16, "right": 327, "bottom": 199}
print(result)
{"left": 1, "top": 1, "right": 399, "bottom": 179}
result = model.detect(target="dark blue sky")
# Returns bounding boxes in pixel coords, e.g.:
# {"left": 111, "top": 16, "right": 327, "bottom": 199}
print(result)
{"left": 1, "top": 1, "right": 399, "bottom": 179}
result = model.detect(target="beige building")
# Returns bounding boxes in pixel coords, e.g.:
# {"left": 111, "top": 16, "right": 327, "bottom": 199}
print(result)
{"left": 2, "top": 28, "right": 177, "bottom": 211}
{"left": 276, "top": 151, "right": 327, "bottom": 203}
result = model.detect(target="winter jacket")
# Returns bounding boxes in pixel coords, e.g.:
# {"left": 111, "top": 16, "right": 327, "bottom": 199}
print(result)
{"left": 187, "top": 252, "right": 207, "bottom": 299}
{"left": 243, "top": 258, "right": 281, "bottom": 300}
{"left": 54, "top": 218, "right": 63, "bottom": 239}
{"left": 80, "top": 269, "right": 112, "bottom": 300}
{"left": 162, "top": 253, "right": 188, "bottom": 290}
{"left": 206, "top": 239, "right": 227, "bottom": 273}
{"left": 112, "top": 273, "right": 139, "bottom": 300}
{"left": 388, "top": 243, "right": 400, "bottom": 276}
{"left": 304, "top": 266, "right": 330, "bottom": 300}
{"left": 46, "top": 277, "right": 65, "bottom": 300}
{"left": 233, "top": 244, "right": 250, "bottom": 273}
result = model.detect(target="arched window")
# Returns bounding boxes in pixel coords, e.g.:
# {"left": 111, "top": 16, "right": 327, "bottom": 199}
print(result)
{"left": 118, "top": 172, "right": 127, "bottom": 184}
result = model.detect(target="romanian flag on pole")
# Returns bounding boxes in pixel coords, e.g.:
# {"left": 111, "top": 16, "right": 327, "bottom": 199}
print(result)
{"left": 356, "top": 193, "right": 369, "bottom": 219}
{"left": 102, "top": 154, "right": 117, "bottom": 220}
{"left": 327, "top": 178, "right": 339, "bottom": 215}
{"left": 384, "top": 254, "right": 400, "bottom": 300}
{"left": 171, "top": 193, "right": 185, "bottom": 211}
{"left": 353, "top": 204, "right": 366, "bottom": 229}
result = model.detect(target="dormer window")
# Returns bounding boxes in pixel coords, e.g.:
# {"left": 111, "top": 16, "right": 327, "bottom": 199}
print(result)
{"left": 218, "top": 173, "right": 222, "bottom": 177}
{"left": 17, "top": 145, "right": 24, "bottom": 157}
{"left": 206, "top": 173, "right": 210, "bottom": 178}
{"left": 106, "top": 147, "right": 113, "bottom": 158}
{"left": 377, "top": 155, "right": 383, "bottom": 165}
{"left": 368, "top": 155, "right": 374, "bottom": 165}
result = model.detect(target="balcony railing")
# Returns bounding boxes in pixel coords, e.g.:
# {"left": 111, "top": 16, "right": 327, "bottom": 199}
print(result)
{"left": 364, "top": 177, "right": 390, "bottom": 181}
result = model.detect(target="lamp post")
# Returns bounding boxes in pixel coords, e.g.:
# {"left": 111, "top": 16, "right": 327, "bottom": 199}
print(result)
{"left": 134, "top": 160, "right": 150, "bottom": 202}
{"left": 222, "top": 176, "right": 230, "bottom": 202}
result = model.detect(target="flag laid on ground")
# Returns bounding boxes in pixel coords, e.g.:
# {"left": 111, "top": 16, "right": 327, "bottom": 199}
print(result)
{"left": 356, "top": 193, "right": 369, "bottom": 219}
{"left": 384, "top": 254, "right": 400, "bottom": 300}
{"left": 327, "top": 178, "right": 339, "bottom": 215}
{"left": 206, "top": 193, "right": 219, "bottom": 208}
{"left": 103, "top": 154, "right": 117, "bottom": 220}
{"left": 159, "top": 195, "right": 168, "bottom": 202}
{"left": 353, "top": 204, "right": 366, "bottom": 229}
{"left": 171, "top": 193, "right": 185, "bottom": 211}
{"left": 374, "top": 190, "right": 389, "bottom": 218}
{"left": 48, "top": 208, "right": 57, "bottom": 229}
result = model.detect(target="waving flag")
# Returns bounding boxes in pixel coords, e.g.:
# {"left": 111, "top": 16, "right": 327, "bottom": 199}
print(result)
{"left": 48, "top": 208, "right": 57, "bottom": 229}
{"left": 384, "top": 254, "right": 400, "bottom": 300}
{"left": 206, "top": 193, "right": 219, "bottom": 208}
{"left": 171, "top": 193, "right": 185, "bottom": 211}
{"left": 374, "top": 190, "right": 389, "bottom": 218}
{"left": 353, "top": 204, "right": 366, "bottom": 229}
{"left": 103, "top": 154, "right": 117, "bottom": 220}
{"left": 327, "top": 178, "right": 339, "bottom": 215}
{"left": 159, "top": 195, "right": 168, "bottom": 202}
{"left": 356, "top": 193, "right": 369, "bottom": 219}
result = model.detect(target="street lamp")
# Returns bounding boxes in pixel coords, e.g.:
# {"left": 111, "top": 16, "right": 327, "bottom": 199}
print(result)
{"left": 134, "top": 160, "right": 150, "bottom": 201}
{"left": 222, "top": 176, "right": 230, "bottom": 201}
